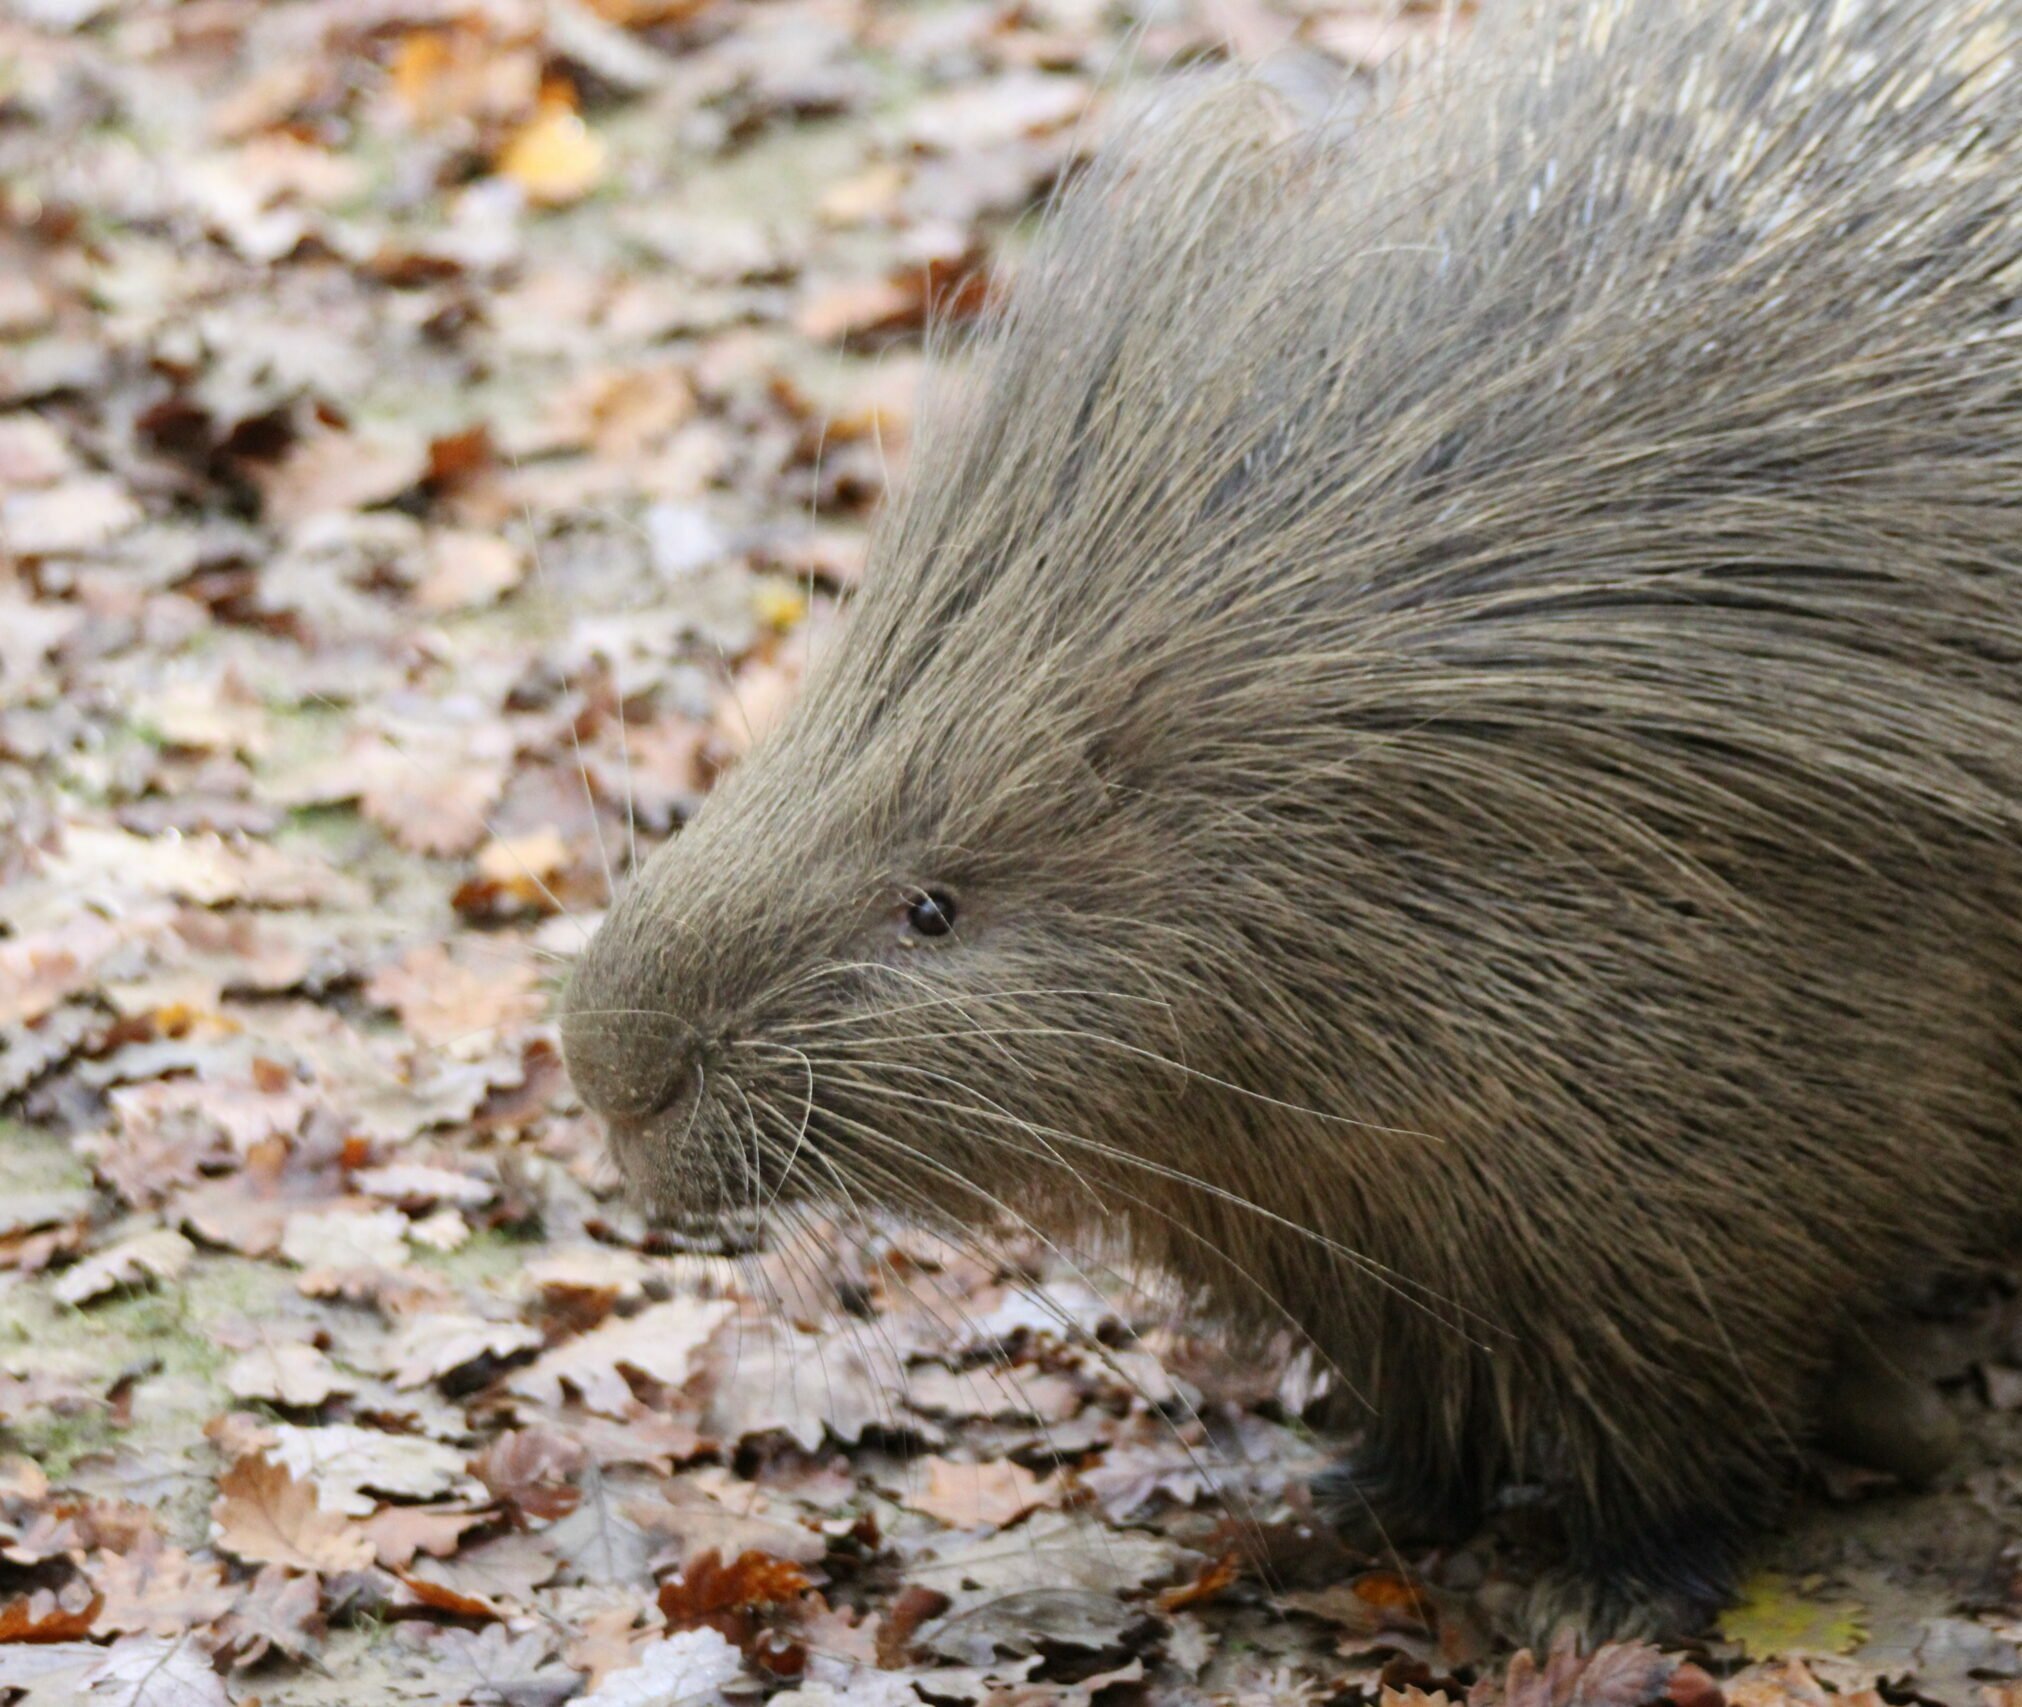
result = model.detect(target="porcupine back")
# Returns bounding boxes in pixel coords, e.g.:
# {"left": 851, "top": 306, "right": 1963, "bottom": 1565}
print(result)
{"left": 563, "top": 0, "right": 2022, "bottom": 1623}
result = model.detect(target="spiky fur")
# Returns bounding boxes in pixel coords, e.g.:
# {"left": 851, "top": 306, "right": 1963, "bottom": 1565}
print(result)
{"left": 564, "top": 0, "right": 2022, "bottom": 1630}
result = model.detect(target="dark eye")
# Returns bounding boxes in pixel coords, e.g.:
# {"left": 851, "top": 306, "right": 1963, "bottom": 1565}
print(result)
{"left": 905, "top": 889, "right": 957, "bottom": 938}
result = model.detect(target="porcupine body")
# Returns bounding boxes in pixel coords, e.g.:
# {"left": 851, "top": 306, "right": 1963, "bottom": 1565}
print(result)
{"left": 561, "top": 0, "right": 2022, "bottom": 1634}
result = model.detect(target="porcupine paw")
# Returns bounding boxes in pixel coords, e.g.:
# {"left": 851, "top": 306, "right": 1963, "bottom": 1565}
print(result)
{"left": 1312, "top": 1452, "right": 1480, "bottom": 1559}
{"left": 1508, "top": 1524, "right": 1734, "bottom": 1651}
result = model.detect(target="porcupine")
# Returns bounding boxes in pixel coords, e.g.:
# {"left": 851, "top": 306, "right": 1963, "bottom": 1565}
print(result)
{"left": 560, "top": 0, "right": 2022, "bottom": 1638}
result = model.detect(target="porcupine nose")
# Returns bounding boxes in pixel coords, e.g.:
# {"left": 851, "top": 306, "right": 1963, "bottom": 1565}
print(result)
{"left": 558, "top": 995, "right": 701, "bottom": 1135}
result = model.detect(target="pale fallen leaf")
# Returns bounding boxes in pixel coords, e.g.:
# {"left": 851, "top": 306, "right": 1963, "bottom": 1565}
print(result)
{"left": 905, "top": 72, "right": 1090, "bottom": 152}
{"left": 699, "top": 1317, "right": 902, "bottom": 1451}
{"left": 1, "top": 476, "right": 143, "bottom": 556}
{"left": 382, "top": 1311, "right": 543, "bottom": 1388}
{"left": 510, "top": 1297, "right": 734, "bottom": 1416}
{"left": 416, "top": 528, "right": 523, "bottom": 613}
{"left": 898, "top": 1456, "right": 1063, "bottom": 1530}
{"left": 350, "top": 1163, "right": 496, "bottom": 1209}
{"left": 53, "top": 1228, "right": 194, "bottom": 1307}
{"left": 223, "top": 1343, "right": 353, "bottom": 1408}
{"left": 905, "top": 1510, "right": 1190, "bottom": 1614}
{"left": 86, "top": 1545, "right": 238, "bottom": 1638}
{"left": 265, "top": 1422, "right": 481, "bottom": 1516}
{"left": 577, "top": 1628, "right": 742, "bottom": 1707}
{"left": 78, "top": 1634, "right": 232, "bottom": 1706}
{"left": 216, "top": 1564, "right": 324, "bottom": 1664}
{"left": 279, "top": 1208, "right": 409, "bottom": 1273}
{"left": 46, "top": 825, "right": 361, "bottom": 910}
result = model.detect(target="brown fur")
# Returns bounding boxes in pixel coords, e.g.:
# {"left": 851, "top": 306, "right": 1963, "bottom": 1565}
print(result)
{"left": 563, "top": 0, "right": 2022, "bottom": 1631}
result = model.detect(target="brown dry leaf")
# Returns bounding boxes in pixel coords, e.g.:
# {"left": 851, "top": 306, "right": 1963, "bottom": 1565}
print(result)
{"left": 255, "top": 429, "right": 427, "bottom": 529}
{"left": 898, "top": 1456, "right": 1064, "bottom": 1529}
{"left": 470, "top": 829, "right": 573, "bottom": 909}
{"left": 86, "top": 1544, "right": 239, "bottom": 1637}
{"left": 365, "top": 941, "right": 543, "bottom": 1057}
{"left": 409, "top": 1532, "right": 561, "bottom": 1608}
{"left": 52, "top": 1228, "right": 195, "bottom": 1307}
{"left": 217, "top": 1565, "right": 324, "bottom": 1666}
{"left": 658, "top": 1548, "right": 812, "bottom": 1666}
{"left": 472, "top": 1427, "right": 586, "bottom": 1520}
{"left": 362, "top": 1504, "right": 485, "bottom": 1570}
{"left": 210, "top": 1456, "right": 374, "bottom": 1573}
{"left": 0, "top": 1582, "right": 101, "bottom": 1642}
{"left": 533, "top": 361, "right": 696, "bottom": 460}
{"left": 659, "top": 1548, "right": 812, "bottom": 1624}
{"left": 1157, "top": 1551, "right": 1241, "bottom": 1614}
{"left": 566, "top": 1605, "right": 654, "bottom": 1689}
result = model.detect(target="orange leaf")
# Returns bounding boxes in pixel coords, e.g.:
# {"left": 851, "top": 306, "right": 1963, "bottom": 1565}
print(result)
{"left": 0, "top": 1584, "right": 100, "bottom": 1642}
{"left": 657, "top": 1549, "right": 811, "bottom": 1625}
{"left": 497, "top": 101, "right": 605, "bottom": 205}
{"left": 1158, "top": 1551, "right": 1240, "bottom": 1612}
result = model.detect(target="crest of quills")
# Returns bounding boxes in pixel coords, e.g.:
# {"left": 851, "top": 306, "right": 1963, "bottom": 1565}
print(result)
{"left": 7, "top": 0, "right": 2022, "bottom": 1700}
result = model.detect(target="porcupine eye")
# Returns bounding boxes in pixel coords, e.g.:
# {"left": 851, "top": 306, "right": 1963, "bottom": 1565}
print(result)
{"left": 904, "top": 889, "right": 957, "bottom": 939}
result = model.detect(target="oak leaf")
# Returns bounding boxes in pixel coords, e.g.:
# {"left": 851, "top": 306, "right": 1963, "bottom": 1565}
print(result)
{"left": 381, "top": 1311, "right": 542, "bottom": 1388}
{"left": 0, "top": 1582, "right": 101, "bottom": 1641}
{"left": 509, "top": 1297, "right": 733, "bottom": 1416}
{"left": 209, "top": 1457, "right": 373, "bottom": 1573}
{"left": 223, "top": 1343, "right": 351, "bottom": 1408}
{"left": 86, "top": 1544, "right": 238, "bottom": 1637}
{"left": 472, "top": 1427, "right": 586, "bottom": 1521}
{"left": 216, "top": 1565, "right": 322, "bottom": 1666}
{"left": 52, "top": 1229, "right": 194, "bottom": 1307}
{"left": 897, "top": 1456, "right": 1063, "bottom": 1530}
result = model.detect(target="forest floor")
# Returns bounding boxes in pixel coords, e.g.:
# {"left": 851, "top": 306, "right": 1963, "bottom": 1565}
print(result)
{"left": 3, "top": 0, "right": 2021, "bottom": 1702}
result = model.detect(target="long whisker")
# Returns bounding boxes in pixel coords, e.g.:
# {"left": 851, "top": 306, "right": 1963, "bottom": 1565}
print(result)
{"left": 790, "top": 1012, "right": 1440, "bottom": 1142}
{"left": 815, "top": 1063, "right": 1499, "bottom": 1344}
